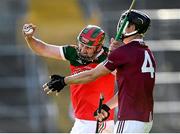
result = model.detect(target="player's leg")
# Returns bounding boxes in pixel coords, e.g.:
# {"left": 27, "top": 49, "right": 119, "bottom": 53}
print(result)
{"left": 70, "top": 118, "right": 114, "bottom": 133}
{"left": 114, "top": 120, "right": 153, "bottom": 133}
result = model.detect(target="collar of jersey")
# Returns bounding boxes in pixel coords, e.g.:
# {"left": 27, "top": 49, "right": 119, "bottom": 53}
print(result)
{"left": 131, "top": 39, "right": 145, "bottom": 45}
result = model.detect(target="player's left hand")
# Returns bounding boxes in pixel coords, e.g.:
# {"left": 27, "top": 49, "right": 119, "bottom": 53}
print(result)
{"left": 43, "top": 75, "right": 67, "bottom": 96}
{"left": 94, "top": 104, "right": 111, "bottom": 122}
{"left": 108, "top": 38, "right": 124, "bottom": 54}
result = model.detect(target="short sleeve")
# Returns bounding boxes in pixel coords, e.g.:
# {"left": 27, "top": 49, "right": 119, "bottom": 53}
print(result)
{"left": 59, "top": 45, "right": 77, "bottom": 61}
{"left": 103, "top": 52, "right": 118, "bottom": 71}
{"left": 59, "top": 46, "right": 66, "bottom": 60}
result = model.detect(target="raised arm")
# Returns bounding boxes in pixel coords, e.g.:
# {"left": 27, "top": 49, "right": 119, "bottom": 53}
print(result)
{"left": 22, "top": 23, "right": 63, "bottom": 60}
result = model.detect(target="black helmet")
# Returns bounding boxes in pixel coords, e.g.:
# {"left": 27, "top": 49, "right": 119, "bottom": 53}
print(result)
{"left": 117, "top": 9, "right": 151, "bottom": 36}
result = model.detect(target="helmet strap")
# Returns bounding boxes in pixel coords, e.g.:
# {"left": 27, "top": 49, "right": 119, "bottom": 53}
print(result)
{"left": 122, "top": 30, "right": 138, "bottom": 40}
{"left": 124, "top": 30, "right": 138, "bottom": 36}
{"left": 95, "top": 46, "right": 104, "bottom": 58}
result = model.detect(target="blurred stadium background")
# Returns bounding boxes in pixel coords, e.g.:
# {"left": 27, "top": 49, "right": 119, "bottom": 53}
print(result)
{"left": 0, "top": 0, "right": 180, "bottom": 132}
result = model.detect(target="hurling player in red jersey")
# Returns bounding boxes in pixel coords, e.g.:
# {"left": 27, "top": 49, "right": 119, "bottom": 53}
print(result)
{"left": 43, "top": 9, "right": 156, "bottom": 133}
{"left": 23, "top": 24, "right": 115, "bottom": 133}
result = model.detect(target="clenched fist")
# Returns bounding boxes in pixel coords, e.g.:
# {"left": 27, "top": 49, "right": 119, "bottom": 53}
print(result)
{"left": 108, "top": 38, "right": 124, "bottom": 54}
{"left": 94, "top": 104, "right": 111, "bottom": 122}
{"left": 22, "top": 23, "right": 36, "bottom": 37}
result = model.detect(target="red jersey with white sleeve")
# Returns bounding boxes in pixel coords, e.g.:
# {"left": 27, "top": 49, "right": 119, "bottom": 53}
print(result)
{"left": 104, "top": 39, "right": 156, "bottom": 122}
{"left": 59, "top": 45, "right": 115, "bottom": 120}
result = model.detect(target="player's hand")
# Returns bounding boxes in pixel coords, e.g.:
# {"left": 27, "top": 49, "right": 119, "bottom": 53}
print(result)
{"left": 43, "top": 75, "right": 67, "bottom": 96}
{"left": 108, "top": 38, "right": 124, "bottom": 54}
{"left": 94, "top": 104, "right": 110, "bottom": 122}
{"left": 22, "top": 23, "right": 36, "bottom": 38}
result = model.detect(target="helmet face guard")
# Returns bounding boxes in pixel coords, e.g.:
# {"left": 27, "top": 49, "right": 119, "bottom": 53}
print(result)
{"left": 117, "top": 10, "right": 151, "bottom": 38}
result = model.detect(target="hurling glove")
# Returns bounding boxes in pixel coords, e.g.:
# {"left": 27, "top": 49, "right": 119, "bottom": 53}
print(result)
{"left": 47, "top": 75, "right": 67, "bottom": 92}
{"left": 94, "top": 104, "right": 111, "bottom": 122}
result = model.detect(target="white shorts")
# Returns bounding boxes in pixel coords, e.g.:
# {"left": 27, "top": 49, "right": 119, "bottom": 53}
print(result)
{"left": 70, "top": 118, "right": 114, "bottom": 133}
{"left": 114, "top": 120, "right": 153, "bottom": 133}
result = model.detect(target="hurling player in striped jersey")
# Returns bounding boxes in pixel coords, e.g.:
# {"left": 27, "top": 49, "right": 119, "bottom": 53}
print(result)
{"left": 23, "top": 24, "right": 115, "bottom": 133}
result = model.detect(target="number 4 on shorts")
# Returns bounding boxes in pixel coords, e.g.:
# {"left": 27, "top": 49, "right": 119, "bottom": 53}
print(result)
{"left": 141, "top": 50, "right": 155, "bottom": 78}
